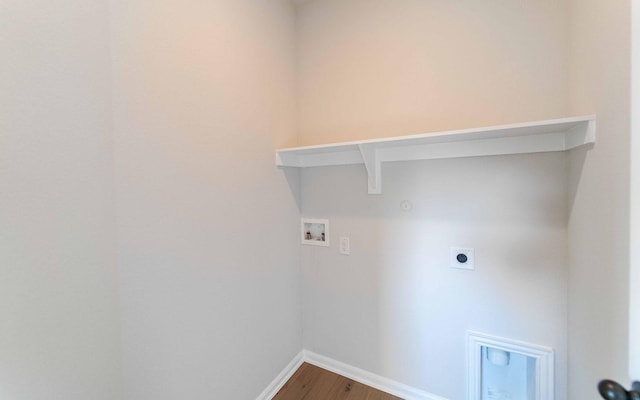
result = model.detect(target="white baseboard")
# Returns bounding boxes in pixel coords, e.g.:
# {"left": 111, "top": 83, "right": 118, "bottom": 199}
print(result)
{"left": 255, "top": 351, "right": 304, "bottom": 400}
{"left": 303, "top": 350, "right": 449, "bottom": 400}
{"left": 256, "top": 349, "right": 449, "bottom": 400}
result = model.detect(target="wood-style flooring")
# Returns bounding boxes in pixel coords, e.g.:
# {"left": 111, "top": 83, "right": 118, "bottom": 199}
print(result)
{"left": 273, "top": 362, "right": 403, "bottom": 400}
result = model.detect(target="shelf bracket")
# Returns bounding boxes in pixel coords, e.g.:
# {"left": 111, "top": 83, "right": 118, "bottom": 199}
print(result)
{"left": 358, "top": 144, "right": 382, "bottom": 194}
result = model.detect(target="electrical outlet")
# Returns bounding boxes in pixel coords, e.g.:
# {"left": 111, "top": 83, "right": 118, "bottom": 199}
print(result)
{"left": 450, "top": 247, "right": 474, "bottom": 270}
{"left": 340, "top": 237, "right": 350, "bottom": 255}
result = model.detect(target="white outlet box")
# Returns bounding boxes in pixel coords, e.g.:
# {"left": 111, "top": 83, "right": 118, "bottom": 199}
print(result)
{"left": 451, "top": 247, "right": 474, "bottom": 270}
{"left": 301, "top": 218, "right": 329, "bottom": 246}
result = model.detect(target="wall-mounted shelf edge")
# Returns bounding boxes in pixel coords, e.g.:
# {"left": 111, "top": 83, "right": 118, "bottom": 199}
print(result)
{"left": 276, "top": 115, "right": 596, "bottom": 194}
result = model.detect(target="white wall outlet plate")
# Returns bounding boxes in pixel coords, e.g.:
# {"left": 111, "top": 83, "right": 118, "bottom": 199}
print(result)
{"left": 339, "top": 237, "right": 350, "bottom": 255}
{"left": 450, "top": 247, "right": 474, "bottom": 270}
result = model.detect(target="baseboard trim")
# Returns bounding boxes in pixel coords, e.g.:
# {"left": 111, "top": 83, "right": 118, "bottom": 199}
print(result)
{"left": 303, "top": 350, "right": 448, "bottom": 400}
{"left": 255, "top": 351, "right": 304, "bottom": 400}
{"left": 257, "top": 349, "right": 449, "bottom": 400}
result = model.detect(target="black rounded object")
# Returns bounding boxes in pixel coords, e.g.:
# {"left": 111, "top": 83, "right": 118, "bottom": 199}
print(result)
{"left": 598, "top": 380, "right": 630, "bottom": 400}
{"left": 456, "top": 253, "right": 468, "bottom": 263}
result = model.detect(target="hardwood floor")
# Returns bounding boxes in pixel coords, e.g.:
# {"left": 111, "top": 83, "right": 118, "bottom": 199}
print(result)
{"left": 273, "top": 362, "right": 403, "bottom": 400}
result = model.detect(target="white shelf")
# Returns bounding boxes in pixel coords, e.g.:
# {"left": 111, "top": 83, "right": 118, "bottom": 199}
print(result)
{"left": 276, "top": 115, "right": 596, "bottom": 194}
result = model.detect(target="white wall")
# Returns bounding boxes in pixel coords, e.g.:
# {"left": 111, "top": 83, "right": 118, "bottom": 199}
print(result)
{"left": 567, "top": 0, "right": 631, "bottom": 394}
{"left": 301, "top": 155, "right": 569, "bottom": 400}
{"left": 296, "top": 1, "right": 571, "bottom": 399}
{"left": 109, "top": 1, "right": 302, "bottom": 399}
{"left": 296, "top": 0, "right": 569, "bottom": 145}
{"left": 630, "top": 0, "right": 640, "bottom": 381}
{"left": 0, "top": 2, "right": 123, "bottom": 400}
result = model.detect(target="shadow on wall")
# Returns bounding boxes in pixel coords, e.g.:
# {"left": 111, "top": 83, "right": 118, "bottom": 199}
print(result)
{"left": 567, "top": 145, "right": 592, "bottom": 216}
{"left": 282, "top": 167, "right": 303, "bottom": 212}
